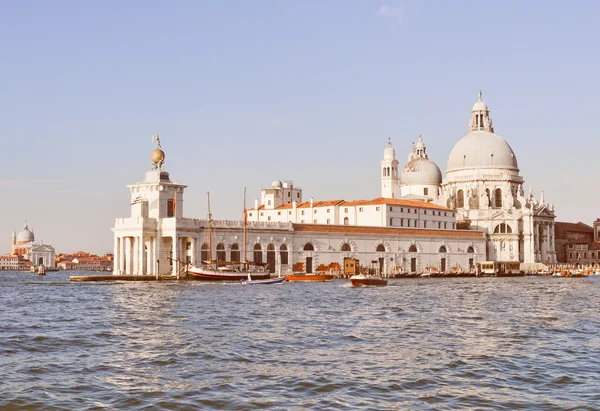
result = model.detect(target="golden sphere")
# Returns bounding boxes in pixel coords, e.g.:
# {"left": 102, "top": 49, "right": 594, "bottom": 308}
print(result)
{"left": 151, "top": 148, "right": 165, "bottom": 164}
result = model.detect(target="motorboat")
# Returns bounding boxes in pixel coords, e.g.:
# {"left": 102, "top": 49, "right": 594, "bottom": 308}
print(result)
{"left": 350, "top": 274, "right": 387, "bottom": 287}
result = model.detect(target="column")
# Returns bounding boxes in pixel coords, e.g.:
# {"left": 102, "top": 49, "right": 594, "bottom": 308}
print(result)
{"left": 172, "top": 235, "right": 178, "bottom": 276}
{"left": 147, "top": 238, "right": 153, "bottom": 276}
{"left": 132, "top": 237, "right": 138, "bottom": 275}
{"left": 138, "top": 236, "right": 145, "bottom": 275}
{"left": 152, "top": 237, "right": 158, "bottom": 276}
{"left": 113, "top": 236, "right": 120, "bottom": 274}
{"left": 119, "top": 236, "right": 125, "bottom": 275}
{"left": 190, "top": 237, "right": 196, "bottom": 265}
{"left": 156, "top": 235, "right": 162, "bottom": 275}
{"left": 125, "top": 237, "right": 131, "bottom": 274}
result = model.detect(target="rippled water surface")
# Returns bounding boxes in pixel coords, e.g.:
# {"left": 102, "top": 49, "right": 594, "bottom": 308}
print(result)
{"left": 2, "top": 271, "right": 600, "bottom": 410}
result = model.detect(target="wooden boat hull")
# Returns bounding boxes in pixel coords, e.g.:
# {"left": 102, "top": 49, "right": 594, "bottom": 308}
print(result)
{"left": 186, "top": 267, "right": 270, "bottom": 281}
{"left": 350, "top": 275, "right": 387, "bottom": 287}
{"left": 241, "top": 276, "right": 286, "bottom": 285}
{"left": 285, "top": 274, "right": 335, "bottom": 282}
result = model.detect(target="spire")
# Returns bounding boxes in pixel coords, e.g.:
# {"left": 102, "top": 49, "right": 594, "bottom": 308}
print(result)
{"left": 412, "top": 134, "right": 428, "bottom": 159}
{"left": 469, "top": 90, "right": 494, "bottom": 133}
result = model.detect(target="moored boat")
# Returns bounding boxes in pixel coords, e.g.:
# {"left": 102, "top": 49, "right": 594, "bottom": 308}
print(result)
{"left": 241, "top": 274, "right": 285, "bottom": 285}
{"left": 187, "top": 266, "right": 270, "bottom": 281}
{"left": 350, "top": 274, "right": 387, "bottom": 287}
{"left": 285, "top": 273, "right": 334, "bottom": 282}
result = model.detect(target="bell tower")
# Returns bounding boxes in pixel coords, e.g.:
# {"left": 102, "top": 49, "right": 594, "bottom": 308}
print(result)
{"left": 381, "top": 139, "right": 399, "bottom": 198}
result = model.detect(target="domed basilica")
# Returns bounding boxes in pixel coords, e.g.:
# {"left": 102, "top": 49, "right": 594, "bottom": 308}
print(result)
{"left": 386, "top": 92, "right": 556, "bottom": 264}
{"left": 9, "top": 222, "right": 57, "bottom": 268}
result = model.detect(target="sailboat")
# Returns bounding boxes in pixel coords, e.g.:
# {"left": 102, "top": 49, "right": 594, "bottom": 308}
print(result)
{"left": 186, "top": 189, "right": 271, "bottom": 281}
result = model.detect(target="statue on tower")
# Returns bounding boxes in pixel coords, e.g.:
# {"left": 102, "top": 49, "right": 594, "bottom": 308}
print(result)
{"left": 151, "top": 134, "right": 166, "bottom": 171}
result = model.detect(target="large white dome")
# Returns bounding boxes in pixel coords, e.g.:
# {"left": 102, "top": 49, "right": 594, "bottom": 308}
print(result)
{"left": 16, "top": 225, "right": 34, "bottom": 243}
{"left": 401, "top": 157, "right": 442, "bottom": 186}
{"left": 446, "top": 130, "right": 518, "bottom": 172}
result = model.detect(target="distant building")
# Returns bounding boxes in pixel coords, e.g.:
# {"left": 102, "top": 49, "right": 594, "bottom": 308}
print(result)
{"left": 555, "top": 219, "right": 600, "bottom": 267}
{"left": 56, "top": 251, "right": 113, "bottom": 271}
{"left": 9, "top": 223, "right": 56, "bottom": 268}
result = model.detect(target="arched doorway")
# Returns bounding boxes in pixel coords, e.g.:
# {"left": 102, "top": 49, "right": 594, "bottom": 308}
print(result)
{"left": 467, "top": 246, "right": 475, "bottom": 272}
{"left": 230, "top": 243, "right": 240, "bottom": 263}
{"left": 304, "top": 243, "right": 314, "bottom": 273}
{"left": 409, "top": 244, "right": 418, "bottom": 273}
{"left": 280, "top": 244, "right": 288, "bottom": 265}
{"left": 267, "top": 244, "right": 276, "bottom": 273}
{"left": 439, "top": 246, "right": 447, "bottom": 272}
{"left": 201, "top": 243, "right": 209, "bottom": 262}
{"left": 253, "top": 243, "right": 262, "bottom": 265}
{"left": 38, "top": 257, "right": 44, "bottom": 266}
{"left": 376, "top": 244, "right": 385, "bottom": 274}
{"left": 216, "top": 243, "right": 226, "bottom": 265}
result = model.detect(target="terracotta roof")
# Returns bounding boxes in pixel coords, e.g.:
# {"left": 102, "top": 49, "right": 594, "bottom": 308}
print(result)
{"left": 275, "top": 200, "right": 345, "bottom": 210}
{"left": 343, "top": 197, "right": 452, "bottom": 211}
{"left": 589, "top": 242, "right": 600, "bottom": 250}
{"left": 292, "top": 223, "right": 483, "bottom": 238}
{"left": 555, "top": 221, "right": 594, "bottom": 239}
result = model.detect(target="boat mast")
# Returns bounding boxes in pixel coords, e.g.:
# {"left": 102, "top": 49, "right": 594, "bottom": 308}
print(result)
{"left": 243, "top": 187, "right": 247, "bottom": 269}
{"left": 207, "top": 191, "right": 213, "bottom": 266}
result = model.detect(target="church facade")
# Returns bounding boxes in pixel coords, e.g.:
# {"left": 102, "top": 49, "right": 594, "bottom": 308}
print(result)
{"left": 9, "top": 223, "right": 57, "bottom": 268}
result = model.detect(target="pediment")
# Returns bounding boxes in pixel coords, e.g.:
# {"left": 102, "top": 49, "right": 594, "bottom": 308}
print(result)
{"left": 488, "top": 211, "right": 518, "bottom": 222}
{"left": 535, "top": 206, "right": 555, "bottom": 218}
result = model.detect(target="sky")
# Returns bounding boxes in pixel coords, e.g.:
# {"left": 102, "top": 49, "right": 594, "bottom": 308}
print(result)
{"left": 1, "top": 0, "right": 599, "bottom": 254}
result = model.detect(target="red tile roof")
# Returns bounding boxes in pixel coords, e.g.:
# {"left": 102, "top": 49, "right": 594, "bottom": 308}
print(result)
{"left": 555, "top": 222, "right": 594, "bottom": 239}
{"left": 343, "top": 197, "right": 452, "bottom": 211}
{"left": 292, "top": 223, "right": 483, "bottom": 238}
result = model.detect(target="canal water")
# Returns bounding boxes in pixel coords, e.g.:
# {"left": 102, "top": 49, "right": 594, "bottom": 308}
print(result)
{"left": 1, "top": 271, "right": 599, "bottom": 410}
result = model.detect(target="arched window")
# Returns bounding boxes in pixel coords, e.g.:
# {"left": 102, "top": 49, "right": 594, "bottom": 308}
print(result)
{"left": 341, "top": 243, "right": 351, "bottom": 252}
{"left": 280, "top": 244, "right": 288, "bottom": 265}
{"left": 495, "top": 188, "right": 502, "bottom": 208}
{"left": 409, "top": 245, "right": 418, "bottom": 253}
{"left": 439, "top": 246, "right": 447, "bottom": 253}
{"left": 201, "top": 243, "right": 210, "bottom": 262}
{"left": 303, "top": 243, "right": 314, "bottom": 251}
{"left": 253, "top": 243, "right": 262, "bottom": 264}
{"left": 467, "top": 246, "right": 474, "bottom": 254}
{"left": 376, "top": 244, "right": 386, "bottom": 252}
{"left": 494, "top": 223, "right": 513, "bottom": 234}
{"left": 457, "top": 190, "right": 464, "bottom": 208}
{"left": 343, "top": 217, "right": 349, "bottom": 225}
{"left": 230, "top": 243, "right": 240, "bottom": 263}
{"left": 216, "top": 243, "right": 226, "bottom": 263}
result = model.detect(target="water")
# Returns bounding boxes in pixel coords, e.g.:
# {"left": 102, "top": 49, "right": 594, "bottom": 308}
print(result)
{"left": 2, "top": 271, "right": 600, "bottom": 410}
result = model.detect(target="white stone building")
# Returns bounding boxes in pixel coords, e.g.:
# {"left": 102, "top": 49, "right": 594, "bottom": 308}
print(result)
{"left": 112, "top": 143, "right": 487, "bottom": 276}
{"left": 441, "top": 93, "right": 556, "bottom": 264}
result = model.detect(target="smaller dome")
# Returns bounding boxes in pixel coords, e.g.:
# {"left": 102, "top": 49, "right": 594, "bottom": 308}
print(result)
{"left": 16, "top": 224, "right": 34, "bottom": 243}
{"left": 383, "top": 141, "right": 396, "bottom": 160}
{"left": 151, "top": 148, "right": 165, "bottom": 164}
{"left": 400, "top": 158, "right": 442, "bottom": 186}
{"left": 472, "top": 100, "right": 488, "bottom": 112}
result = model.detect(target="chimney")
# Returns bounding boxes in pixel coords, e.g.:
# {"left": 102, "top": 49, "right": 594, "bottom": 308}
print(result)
{"left": 254, "top": 198, "right": 259, "bottom": 210}
{"left": 310, "top": 197, "right": 314, "bottom": 207}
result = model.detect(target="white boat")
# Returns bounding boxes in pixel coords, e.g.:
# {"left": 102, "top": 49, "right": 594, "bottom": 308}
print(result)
{"left": 241, "top": 273, "right": 285, "bottom": 285}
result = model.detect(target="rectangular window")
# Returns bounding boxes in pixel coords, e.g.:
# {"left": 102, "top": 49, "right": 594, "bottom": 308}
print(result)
{"left": 301, "top": 220, "right": 304, "bottom": 223}
{"left": 376, "top": 206, "right": 380, "bottom": 211}
{"left": 167, "top": 199, "right": 174, "bottom": 217}
{"left": 415, "top": 209, "right": 418, "bottom": 214}
{"left": 424, "top": 210, "right": 427, "bottom": 215}
{"left": 301, "top": 210, "right": 305, "bottom": 215}
{"left": 424, "top": 188, "right": 428, "bottom": 195}
{"left": 288, "top": 211, "right": 292, "bottom": 215}
{"left": 359, "top": 207, "right": 363, "bottom": 212}
{"left": 444, "top": 222, "right": 447, "bottom": 229}
{"left": 268, "top": 200, "right": 271, "bottom": 205}
{"left": 313, "top": 219, "right": 317, "bottom": 223}
{"left": 249, "top": 212, "right": 253, "bottom": 217}
{"left": 327, "top": 209, "right": 330, "bottom": 213}
{"left": 444, "top": 212, "right": 447, "bottom": 216}
{"left": 260, "top": 212, "right": 264, "bottom": 216}
{"left": 401, "top": 208, "right": 404, "bottom": 212}
{"left": 424, "top": 221, "right": 427, "bottom": 228}
{"left": 344, "top": 208, "right": 348, "bottom": 213}
{"left": 438, "top": 222, "right": 441, "bottom": 229}
{"left": 288, "top": 192, "right": 290, "bottom": 197}
{"left": 268, "top": 216, "right": 271, "bottom": 221}
{"left": 297, "top": 193, "right": 300, "bottom": 198}
{"left": 327, "top": 219, "right": 331, "bottom": 224}
{"left": 390, "top": 218, "right": 393, "bottom": 225}
{"left": 401, "top": 219, "right": 404, "bottom": 227}
{"left": 390, "top": 207, "right": 393, "bottom": 211}
{"left": 314, "top": 209, "right": 317, "bottom": 214}
{"left": 277, "top": 212, "right": 281, "bottom": 215}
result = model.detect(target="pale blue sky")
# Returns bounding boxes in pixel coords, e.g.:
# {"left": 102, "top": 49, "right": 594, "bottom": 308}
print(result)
{"left": 1, "top": 0, "right": 599, "bottom": 253}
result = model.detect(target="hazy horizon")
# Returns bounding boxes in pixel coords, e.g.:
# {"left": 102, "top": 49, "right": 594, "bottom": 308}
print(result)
{"left": 2, "top": 1, "right": 599, "bottom": 254}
